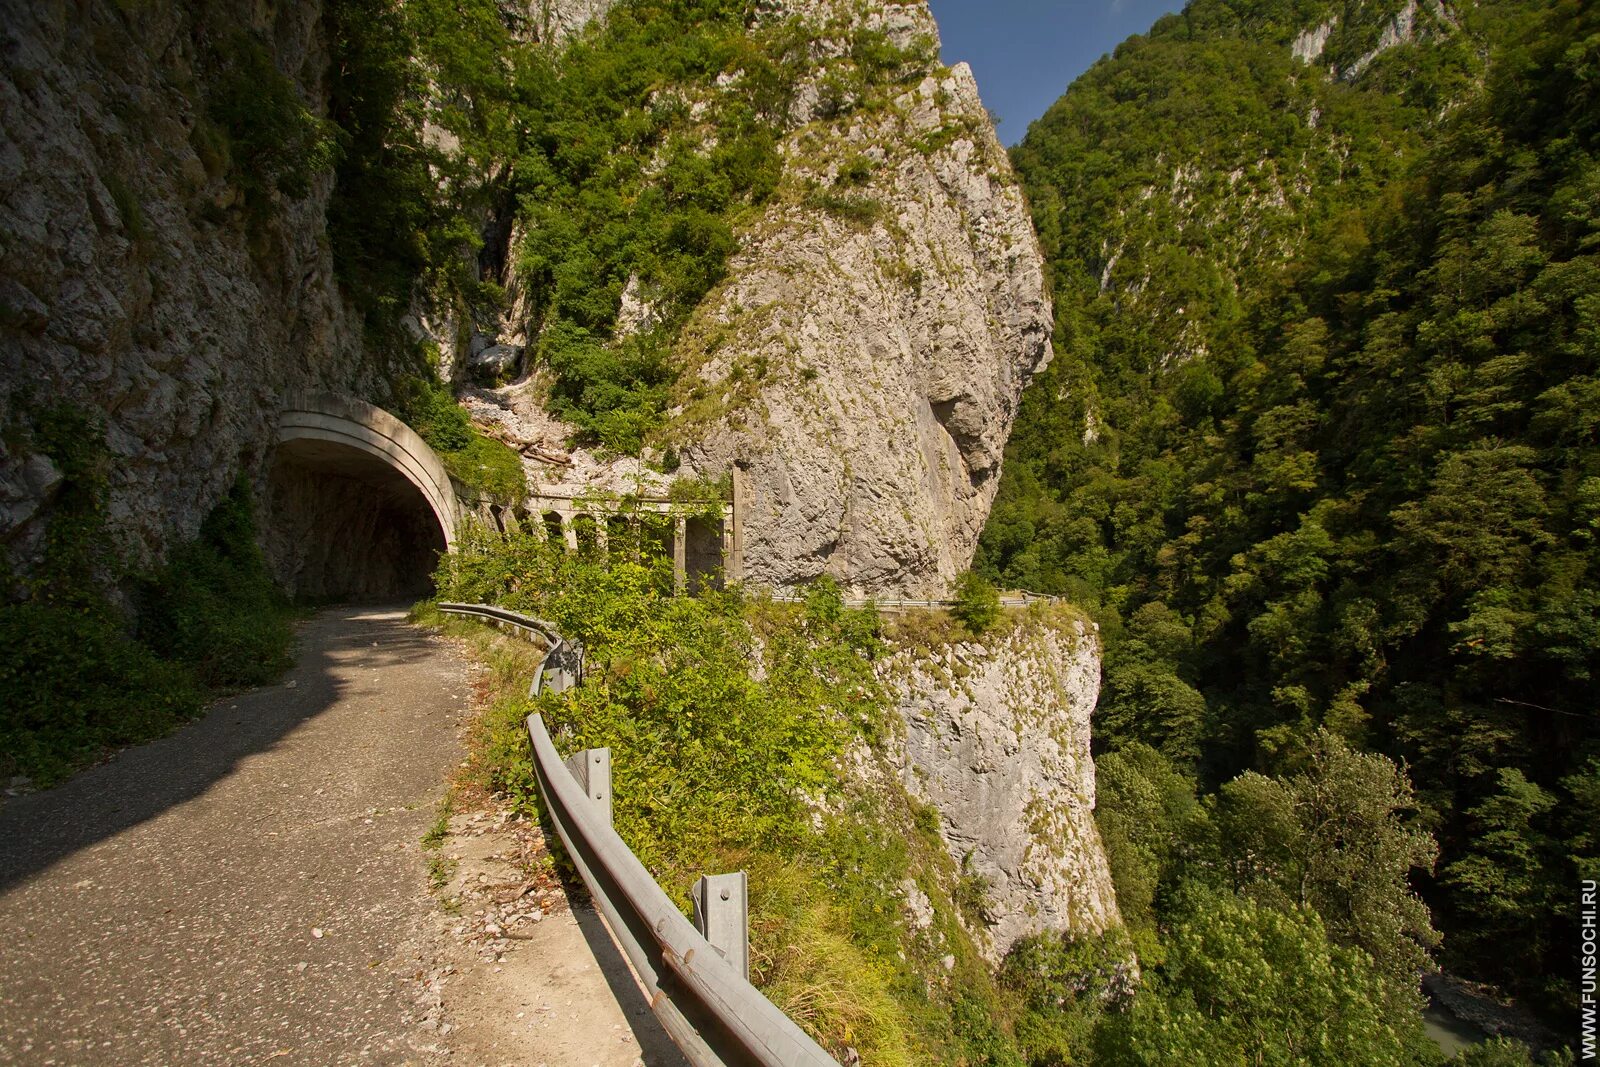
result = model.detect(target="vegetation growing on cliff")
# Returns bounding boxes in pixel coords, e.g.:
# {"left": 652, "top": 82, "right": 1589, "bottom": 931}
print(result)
{"left": 0, "top": 409, "right": 294, "bottom": 786}
{"left": 511, "top": 0, "right": 931, "bottom": 451}
{"left": 203, "top": 31, "right": 338, "bottom": 218}
{"left": 427, "top": 524, "right": 1081, "bottom": 1064}
{"left": 395, "top": 375, "right": 526, "bottom": 501}
{"left": 982, "top": 0, "right": 1598, "bottom": 1041}
{"left": 324, "top": 0, "right": 934, "bottom": 453}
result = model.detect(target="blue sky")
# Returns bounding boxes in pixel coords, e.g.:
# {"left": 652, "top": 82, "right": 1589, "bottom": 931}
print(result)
{"left": 925, "top": 0, "right": 1186, "bottom": 145}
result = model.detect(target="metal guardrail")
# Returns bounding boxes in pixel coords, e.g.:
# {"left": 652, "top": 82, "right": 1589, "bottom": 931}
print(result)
{"left": 768, "top": 590, "right": 1059, "bottom": 610}
{"left": 436, "top": 602, "right": 583, "bottom": 697}
{"left": 436, "top": 602, "right": 841, "bottom": 1067}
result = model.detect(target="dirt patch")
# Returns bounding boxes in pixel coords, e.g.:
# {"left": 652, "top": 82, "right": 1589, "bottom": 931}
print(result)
{"left": 422, "top": 640, "right": 688, "bottom": 1067}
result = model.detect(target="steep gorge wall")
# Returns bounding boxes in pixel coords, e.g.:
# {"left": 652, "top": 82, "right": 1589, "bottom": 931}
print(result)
{"left": 678, "top": 3, "right": 1052, "bottom": 598}
{"left": 0, "top": 0, "right": 372, "bottom": 570}
{"left": 446, "top": 0, "right": 1052, "bottom": 600}
{"left": 884, "top": 610, "right": 1121, "bottom": 961}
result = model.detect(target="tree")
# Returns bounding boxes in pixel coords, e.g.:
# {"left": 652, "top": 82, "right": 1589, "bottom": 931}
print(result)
{"left": 1097, "top": 603, "right": 1209, "bottom": 761}
{"left": 1207, "top": 730, "right": 1440, "bottom": 986}
{"left": 1095, "top": 887, "right": 1436, "bottom": 1067}
{"left": 950, "top": 571, "right": 1002, "bottom": 636}
{"left": 1439, "top": 768, "right": 1559, "bottom": 982}
{"left": 1094, "top": 742, "right": 1203, "bottom": 928}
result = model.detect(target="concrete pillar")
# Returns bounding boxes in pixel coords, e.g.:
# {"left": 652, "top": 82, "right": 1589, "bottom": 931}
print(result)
{"left": 727, "top": 467, "right": 745, "bottom": 583}
{"left": 560, "top": 511, "right": 578, "bottom": 551}
{"left": 595, "top": 512, "right": 609, "bottom": 555}
{"left": 673, "top": 516, "right": 688, "bottom": 595}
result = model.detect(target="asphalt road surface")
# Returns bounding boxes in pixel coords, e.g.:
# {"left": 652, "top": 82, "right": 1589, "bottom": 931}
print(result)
{"left": 0, "top": 605, "right": 472, "bottom": 1065}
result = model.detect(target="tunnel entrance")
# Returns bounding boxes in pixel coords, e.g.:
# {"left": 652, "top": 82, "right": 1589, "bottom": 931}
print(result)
{"left": 265, "top": 438, "right": 448, "bottom": 600}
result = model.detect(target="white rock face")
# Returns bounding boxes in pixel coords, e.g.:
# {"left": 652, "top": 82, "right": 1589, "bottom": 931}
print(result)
{"left": 522, "top": 0, "right": 618, "bottom": 44}
{"left": 0, "top": 0, "right": 369, "bottom": 566}
{"left": 1292, "top": 18, "right": 1337, "bottom": 62}
{"left": 615, "top": 274, "right": 661, "bottom": 339}
{"left": 1342, "top": 0, "right": 1423, "bottom": 80}
{"left": 682, "top": 14, "right": 1052, "bottom": 597}
{"left": 884, "top": 613, "right": 1122, "bottom": 962}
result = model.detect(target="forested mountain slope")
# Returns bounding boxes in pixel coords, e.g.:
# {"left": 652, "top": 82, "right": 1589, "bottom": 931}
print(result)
{"left": 980, "top": 0, "right": 1598, "bottom": 1033}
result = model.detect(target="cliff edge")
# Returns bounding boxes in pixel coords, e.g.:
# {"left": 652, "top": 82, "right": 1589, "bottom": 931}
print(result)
{"left": 884, "top": 608, "right": 1121, "bottom": 961}
{"left": 679, "top": 2, "right": 1052, "bottom": 597}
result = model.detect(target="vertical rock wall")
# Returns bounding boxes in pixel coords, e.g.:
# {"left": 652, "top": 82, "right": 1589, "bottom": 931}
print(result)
{"left": 0, "top": 0, "right": 369, "bottom": 569}
{"left": 673, "top": 2, "right": 1053, "bottom": 599}
{"left": 884, "top": 610, "right": 1122, "bottom": 961}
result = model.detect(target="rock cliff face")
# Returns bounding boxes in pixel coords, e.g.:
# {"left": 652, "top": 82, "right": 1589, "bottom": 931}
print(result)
{"left": 884, "top": 611, "right": 1121, "bottom": 961}
{"left": 0, "top": 0, "right": 369, "bottom": 568}
{"left": 676, "top": 3, "right": 1052, "bottom": 599}
{"left": 525, "top": 0, "right": 618, "bottom": 45}
{"left": 0, "top": 0, "right": 377, "bottom": 572}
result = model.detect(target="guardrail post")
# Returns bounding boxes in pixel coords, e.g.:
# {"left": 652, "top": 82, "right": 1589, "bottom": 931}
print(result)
{"left": 542, "top": 640, "right": 583, "bottom": 694}
{"left": 564, "top": 747, "right": 612, "bottom": 826}
{"left": 692, "top": 872, "right": 749, "bottom": 980}
{"left": 673, "top": 516, "right": 688, "bottom": 596}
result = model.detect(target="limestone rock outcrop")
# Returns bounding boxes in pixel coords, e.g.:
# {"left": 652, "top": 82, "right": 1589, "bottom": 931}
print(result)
{"left": 679, "top": 3, "right": 1052, "bottom": 598}
{"left": 884, "top": 611, "right": 1121, "bottom": 961}
{"left": 0, "top": 0, "right": 369, "bottom": 567}
{"left": 516, "top": 0, "right": 618, "bottom": 45}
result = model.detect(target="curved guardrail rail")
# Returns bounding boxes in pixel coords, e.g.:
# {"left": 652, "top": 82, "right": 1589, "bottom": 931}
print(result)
{"left": 436, "top": 602, "right": 583, "bottom": 696}
{"left": 768, "top": 589, "right": 1059, "bottom": 610}
{"left": 436, "top": 602, "right": 841, "bottom": 1067}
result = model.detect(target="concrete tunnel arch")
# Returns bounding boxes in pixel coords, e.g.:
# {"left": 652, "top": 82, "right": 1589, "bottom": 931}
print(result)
{"left": 268, "top": 391, "right": 462, "bottom": 600}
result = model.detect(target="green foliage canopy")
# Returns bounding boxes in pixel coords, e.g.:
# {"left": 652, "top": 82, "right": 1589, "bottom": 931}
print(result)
{"left": 983, "top": 0, "right": 1600, "bottom": 1020}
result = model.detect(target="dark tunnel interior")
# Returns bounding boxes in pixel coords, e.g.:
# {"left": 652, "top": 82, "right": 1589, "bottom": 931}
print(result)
{"left": 265, "top": 440, "right": 447, "bottom": 601}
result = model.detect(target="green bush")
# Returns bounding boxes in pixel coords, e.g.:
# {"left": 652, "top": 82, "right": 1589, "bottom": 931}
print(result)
{"left": 0, "top": 604, "right": 201, "bottom": 786}
{"left": 950, "top": 571, "right": 1002, "bottom": 636}
{"left": 397, "top": 377, "right": 526, "bottom": 501}
{"left": 834, "top": 154, "right": 875, "bottom": 187}
{"left": 1095, "top": 887, "right": 1435, "bottom": 1067}
{"left": 811, "top": 190, "right": 886, "bottom": 228}
{"left": 136, "top": 477, "right": 295, "bottom": 689}
{"left": 0, "top": 411, "right": 297, "bottom": 786}
{"left": 205, "top": 33, "right": 337, "bottom": 211}
{"left": 539, "top": 321, "right": 674, "bottom": 454}
{"left": 1002, "top": 927, "right": 1140, "bottom": 1066}
{"left": 435, "top": 524, "right": 882, "bottom": 868}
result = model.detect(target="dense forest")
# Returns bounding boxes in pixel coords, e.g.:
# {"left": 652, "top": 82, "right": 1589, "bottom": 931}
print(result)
{"left": 979, "top": 0, "right": 1597, "bottom": 1052}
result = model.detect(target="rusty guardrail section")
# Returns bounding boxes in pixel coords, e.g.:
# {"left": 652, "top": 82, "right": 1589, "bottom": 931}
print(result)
{"left": 436, "top": 602, "right": 841, "bottom": 1067}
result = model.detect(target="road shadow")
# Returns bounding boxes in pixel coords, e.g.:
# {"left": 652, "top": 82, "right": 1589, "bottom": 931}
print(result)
{"left": 541, "top": 825, "right": 690, "bottom": 1066}
{"left": 0, "top": 603, "right": 435, "bottom": 892}
{"left": 565, "top": 894, "right": 692, "bottom": 1067}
